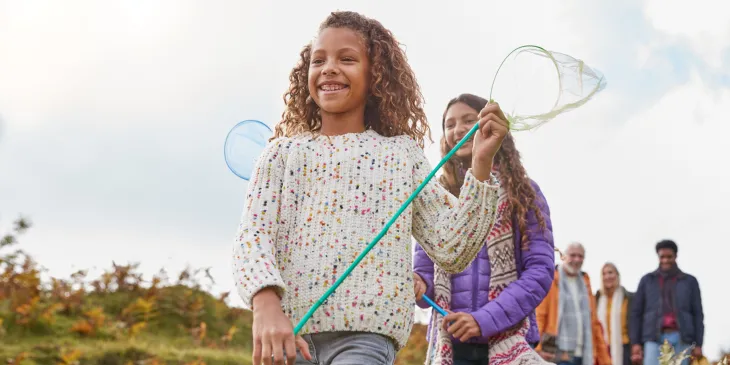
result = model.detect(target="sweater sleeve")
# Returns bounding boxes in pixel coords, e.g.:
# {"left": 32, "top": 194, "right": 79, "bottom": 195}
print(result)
{"left": 406, "top": 138, "right": 500, "bottom": 274}
{"left": 232, "top": 138, "right": 288, "bottom": 309}
{"left": 470, "top": 181, "right": 555, "bottom": 338}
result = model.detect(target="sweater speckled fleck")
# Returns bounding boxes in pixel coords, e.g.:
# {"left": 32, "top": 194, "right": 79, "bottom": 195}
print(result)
{"left": 232, "top": 129, "right": 499, "bottom": 349}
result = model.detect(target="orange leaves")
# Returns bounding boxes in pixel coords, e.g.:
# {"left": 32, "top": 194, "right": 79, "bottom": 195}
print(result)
{"left": 1, "top": 214, "right": 252, "bottom": 358}
{"left": 13, "top": 296, "right": 39, "bottom": 325}
{"left": 220, "top": 325, "right": 237, "bottom": 347}
{"left": 14, "top": 296, "right": 62, "bottom": 328}
{"left": 192, "top": 322, "right": 207, "bottom": 346}
{"left": 122, "top": 298, "right": 156, "bottom": 324}
{"left": 1, "top": 217, "right": 39, "bottom": 309}
{"left": 128, "top": 321, "right": 147, "bottom": 339}
{"left": 58, "top": 348, "right": 83, "bottom": 365}
{"left": 70, "top": 320, "right": 94, "bottom": 336}
{"left": 70, "top": 307, "right": 106, "bottom": 336}
{"left": 6, "top": 351, "right": 29, "bottom": 365}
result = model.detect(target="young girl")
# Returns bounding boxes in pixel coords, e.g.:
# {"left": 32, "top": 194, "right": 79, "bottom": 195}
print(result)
{"left": 232, "top": 12, "right": 510, "bottom": 365}
{"left": 413, "top": 93, "right": 555, "bottom": 365}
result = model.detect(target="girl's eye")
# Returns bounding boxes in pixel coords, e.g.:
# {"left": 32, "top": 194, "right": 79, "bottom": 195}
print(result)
{"left": 342, "top": 57, "right": 355, "bottom": 62}
{"left": 311, "top": 59, "right": 324, "bottom": 65}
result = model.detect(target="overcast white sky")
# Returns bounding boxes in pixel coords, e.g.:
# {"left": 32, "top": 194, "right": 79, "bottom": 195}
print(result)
{"left": 1, "top": 0, "right": 729, "bottom": 358}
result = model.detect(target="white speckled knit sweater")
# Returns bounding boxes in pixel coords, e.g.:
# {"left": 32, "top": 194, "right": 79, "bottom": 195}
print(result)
{"left": 232, "top": 129, "right": 499, "bottom": 349}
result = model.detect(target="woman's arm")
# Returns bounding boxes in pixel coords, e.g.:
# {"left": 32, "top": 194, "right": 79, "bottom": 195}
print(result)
{"left": 232, "top": 138, "right": 289, "bottom": 309}
{"left": 406, "top": 138, "right": 500, "bottom": 274}
{"left": 470, "top": 181, "right": 555, "bottom": 338}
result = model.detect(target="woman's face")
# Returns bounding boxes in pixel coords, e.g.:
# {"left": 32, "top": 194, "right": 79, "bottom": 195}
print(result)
{"left": 443, "top": 102, "right": 479, "bottom": 160}
{"left": 602, "top": 265, "right": 618, "bottom": 290}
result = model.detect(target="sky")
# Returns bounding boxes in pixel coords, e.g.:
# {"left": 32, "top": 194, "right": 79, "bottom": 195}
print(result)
{"left": 1, "top": 0, "right": 729, "bottom": 358}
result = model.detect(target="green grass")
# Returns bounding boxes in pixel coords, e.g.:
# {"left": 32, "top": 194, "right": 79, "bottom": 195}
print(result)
{"left": 0, "top": 314, "right": 428, "bottom": 365}
{"left": 0, "top": 334, "right": 251, "bottom": 365}
{"left": 0, "top": 284, "right": 254, "bottom": 365}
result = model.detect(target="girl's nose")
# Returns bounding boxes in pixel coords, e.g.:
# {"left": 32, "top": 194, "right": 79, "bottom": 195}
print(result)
{"left": 321, "top": 59, "right": 340, "bottom": 76}
{"left": 455, "top": 125, "right": 471, "bottom": 141}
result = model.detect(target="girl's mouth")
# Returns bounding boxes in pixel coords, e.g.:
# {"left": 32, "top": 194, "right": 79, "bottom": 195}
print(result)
{"left": 319, "top": 83, "right": 349, "bottom": 95}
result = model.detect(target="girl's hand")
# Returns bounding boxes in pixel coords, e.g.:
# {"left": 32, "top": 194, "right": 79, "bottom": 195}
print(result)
{"left": 442, "top": 310, "right": 482, "bottom": 342}
{"left": 413, "top": 273, "right": 427, "bottom": 300}
{"left": 252, "top": 288, "right": 312, "bottom": 365}
{"left": 471, "top": 102, "right": 509, "bottom": 182}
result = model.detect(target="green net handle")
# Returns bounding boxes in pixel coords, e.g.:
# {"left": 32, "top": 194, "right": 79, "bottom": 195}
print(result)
{"left": 293, "top": 121, "right": 481, "bottom": 334}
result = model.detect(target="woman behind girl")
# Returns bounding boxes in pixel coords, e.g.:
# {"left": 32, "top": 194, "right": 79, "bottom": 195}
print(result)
{"left": 413, "top": 93, "right": 555, "bottom": 365}
{"left": 233, "top": 12, "right": 511, "bottom": 365}
{"left": 596, "top": 263, "right": 633, "bottom": 365}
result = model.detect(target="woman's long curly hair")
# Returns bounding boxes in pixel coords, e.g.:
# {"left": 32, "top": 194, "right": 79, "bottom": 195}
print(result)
{"left": 273, "top": 11, "right": 431, "bottom": 147}
{"left": 438, "top": 93, "right": 547, "bottom": 249}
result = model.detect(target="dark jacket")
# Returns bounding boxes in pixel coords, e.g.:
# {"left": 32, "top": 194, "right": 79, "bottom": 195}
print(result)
{"left": 629, "top": 269, "right": 704, "bottom": 347}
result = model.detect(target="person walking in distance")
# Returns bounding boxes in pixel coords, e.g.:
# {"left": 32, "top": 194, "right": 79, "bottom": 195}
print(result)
{"left": 630, "top": 240, "right": 704, "bottom": 365}
{"left": 535, "top": 242, "right": 612, "bottom": 365}
{"left": 596, "top": 263, "right": 633, "bottom": 365}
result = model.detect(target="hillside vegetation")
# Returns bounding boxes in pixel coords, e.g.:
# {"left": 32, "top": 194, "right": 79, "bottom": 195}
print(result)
{"left": 0, "top": 216, "right": 428, "bottom": 365}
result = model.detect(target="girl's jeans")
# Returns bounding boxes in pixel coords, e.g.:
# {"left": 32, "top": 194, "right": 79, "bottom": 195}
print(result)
{"left": 295, "top": 331, "right": 396, "bottom": 365}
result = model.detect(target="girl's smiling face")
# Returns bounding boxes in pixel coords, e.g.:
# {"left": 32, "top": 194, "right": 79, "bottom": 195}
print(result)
{"left": 308, "top": 27, "right": 370, "bottom": 118}
{"left": 443, "top": 102, "right": 479, "bottom": 160}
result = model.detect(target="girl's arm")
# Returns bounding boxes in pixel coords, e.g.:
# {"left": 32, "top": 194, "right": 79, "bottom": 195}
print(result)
{"left": 406, "top": 139, "right": 500, "bottom": 274}
{"left": 470, "top": 181, "right": 554, "bottom": 338}
{"left": 413, "top": 242, "right": 436, "bottom": 309}
{"left": 232, "top": 138, "right": 289, "bottom": 309}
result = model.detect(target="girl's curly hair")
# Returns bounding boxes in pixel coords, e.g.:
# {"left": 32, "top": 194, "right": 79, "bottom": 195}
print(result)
{"left": 273, "top": 11, "right": 431, "bottom": 147}
{"left": 438, "top": 93, "right": 547, "bottom": 249}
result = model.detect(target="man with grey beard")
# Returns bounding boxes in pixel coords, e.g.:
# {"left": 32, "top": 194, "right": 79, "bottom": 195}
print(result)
{"left": 535, "top": 243, "right": 612, "bottom": 365}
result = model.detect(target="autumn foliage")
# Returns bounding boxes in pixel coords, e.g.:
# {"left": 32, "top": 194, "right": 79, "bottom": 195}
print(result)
{"left": 0, "top": 215, "right": 557, "bottom": 365}
{"left": 0, "top": 216, "right": 253, "bottom": 364}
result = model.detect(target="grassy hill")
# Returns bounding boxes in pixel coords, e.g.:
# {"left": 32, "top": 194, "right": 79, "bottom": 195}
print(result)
{"left": 0, "top": 217, "right": 428, "bottom": 365}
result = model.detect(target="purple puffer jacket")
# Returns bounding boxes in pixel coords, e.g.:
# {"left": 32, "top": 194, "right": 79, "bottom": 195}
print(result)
{"left": 413, "top": 180, "right": 555, "bottom": 345}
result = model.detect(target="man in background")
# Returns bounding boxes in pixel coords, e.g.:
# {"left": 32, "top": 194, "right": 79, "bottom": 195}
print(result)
{"left": 536, "top": 242, "right": 611, "bottom": 365}
{"left": 630, "top": 240, "right": 704, "bottom": 365}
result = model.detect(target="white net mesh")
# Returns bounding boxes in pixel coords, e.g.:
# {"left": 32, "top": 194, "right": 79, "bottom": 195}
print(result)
{"left": 489, "top": 45, "right": 607, "bottom": 131}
